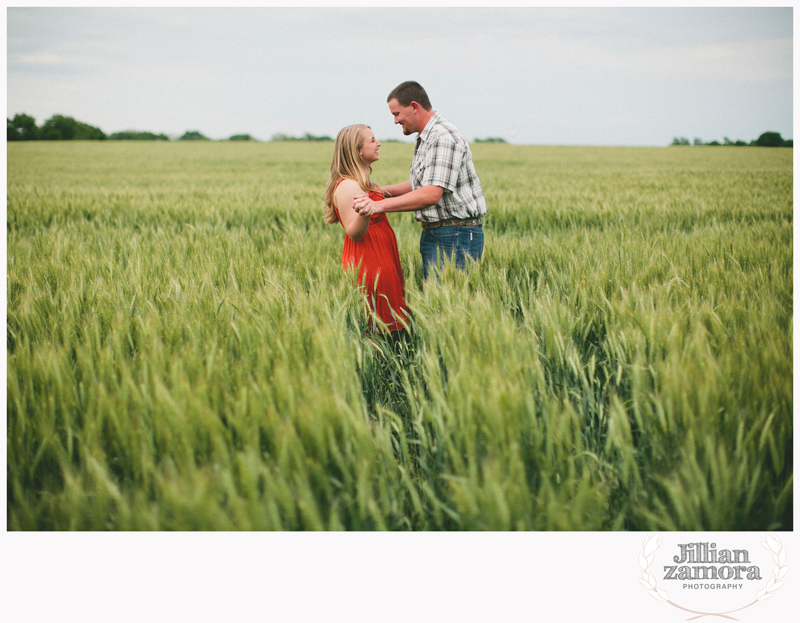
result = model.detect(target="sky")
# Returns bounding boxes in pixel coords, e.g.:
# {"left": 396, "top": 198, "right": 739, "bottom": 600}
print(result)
{"left": 5, "top": 6, "right": 794, "bottom": 146}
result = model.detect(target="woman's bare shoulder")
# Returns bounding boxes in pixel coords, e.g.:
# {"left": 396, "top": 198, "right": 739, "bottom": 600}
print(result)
{"left": 333, "top": 178, "right": 363, "bottom": 206}
{"left": 335, "top": 178, "right": 362, "bottom": 194}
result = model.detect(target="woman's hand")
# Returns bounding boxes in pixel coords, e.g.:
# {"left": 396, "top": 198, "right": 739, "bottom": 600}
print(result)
{"left": 353, "top": 195, "right": 382, "bottom": 216}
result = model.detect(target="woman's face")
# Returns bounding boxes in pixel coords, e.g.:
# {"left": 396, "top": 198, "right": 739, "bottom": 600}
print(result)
{"left": 359, "top": 128, "right": 381, "bottom": 164}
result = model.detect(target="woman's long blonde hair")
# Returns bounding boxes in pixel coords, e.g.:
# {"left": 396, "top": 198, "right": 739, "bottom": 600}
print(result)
{"left": 323, "top": 124, "right": 383, "bottom": 224}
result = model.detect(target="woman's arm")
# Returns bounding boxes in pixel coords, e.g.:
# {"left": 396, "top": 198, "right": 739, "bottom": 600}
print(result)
{"left": 380, "top": 180, "right": 413, "bottom": 198}
{"left": 334, "top": 179, "right": 371, "bottom": 242}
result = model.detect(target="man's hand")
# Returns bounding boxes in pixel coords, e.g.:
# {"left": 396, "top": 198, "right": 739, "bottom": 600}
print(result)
{"left": 353, "top": 195, "right": 383, "bottom": 216}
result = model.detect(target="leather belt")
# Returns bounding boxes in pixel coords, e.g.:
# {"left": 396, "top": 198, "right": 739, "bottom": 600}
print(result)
{"left": 421, "top": 218, "right": 483, "bottom": 231}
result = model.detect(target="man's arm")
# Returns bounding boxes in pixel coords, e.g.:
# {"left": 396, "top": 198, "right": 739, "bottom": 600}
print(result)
{"left": 381, "top": 180, "right": 412, "bottom": 198}
{"left": 354, "top": 184, "right": 443, "bottom": 215}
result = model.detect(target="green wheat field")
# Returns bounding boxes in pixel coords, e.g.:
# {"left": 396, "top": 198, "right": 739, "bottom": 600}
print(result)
{"left": 6, "top": 141, "right": 792, "bottom": 530}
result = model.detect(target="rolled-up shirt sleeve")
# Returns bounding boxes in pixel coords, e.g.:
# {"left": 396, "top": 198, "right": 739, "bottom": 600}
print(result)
{"left": 421, "top": 137, "right": 465, "bottom": 192}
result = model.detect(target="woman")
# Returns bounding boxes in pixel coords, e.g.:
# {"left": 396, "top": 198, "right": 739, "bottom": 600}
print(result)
{"left": 324, "top": 124, "right": 408, "bottom": 336}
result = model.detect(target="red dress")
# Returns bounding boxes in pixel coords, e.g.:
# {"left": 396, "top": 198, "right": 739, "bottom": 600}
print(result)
{"left": 334, "top": 184, "right": 408, "bottom": 333}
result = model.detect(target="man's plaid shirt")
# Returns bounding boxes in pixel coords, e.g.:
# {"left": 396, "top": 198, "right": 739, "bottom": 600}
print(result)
{"left": 409, "top": 111, "right": 488, "bottom": 224}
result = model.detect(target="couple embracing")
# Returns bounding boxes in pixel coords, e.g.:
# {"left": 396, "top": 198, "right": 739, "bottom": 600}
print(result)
{"left": 323, "top": 81, "right": 488, "bottom": 339}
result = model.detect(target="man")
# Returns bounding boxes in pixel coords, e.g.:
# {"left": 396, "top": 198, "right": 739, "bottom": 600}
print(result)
{"left": 352, "top": 81, "right": 488, "bottom": 279}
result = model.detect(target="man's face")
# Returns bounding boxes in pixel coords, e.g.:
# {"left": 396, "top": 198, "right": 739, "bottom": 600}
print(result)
{"left": 388, "top": 98, "right": 418, "bottom": 136}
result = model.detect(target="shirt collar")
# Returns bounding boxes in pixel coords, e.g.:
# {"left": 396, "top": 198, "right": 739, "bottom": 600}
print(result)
{"left": 417, "top": 110, "right": 440, "bottom": 143}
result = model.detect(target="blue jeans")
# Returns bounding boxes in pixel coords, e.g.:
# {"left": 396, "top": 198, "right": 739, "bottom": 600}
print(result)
{"left": 419, "top": 225, "right": 484, "bottom": 279}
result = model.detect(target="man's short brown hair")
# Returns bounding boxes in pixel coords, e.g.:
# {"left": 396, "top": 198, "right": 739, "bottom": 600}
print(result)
{"left": 387, "top": 81, "right": 432, "bottom": 110}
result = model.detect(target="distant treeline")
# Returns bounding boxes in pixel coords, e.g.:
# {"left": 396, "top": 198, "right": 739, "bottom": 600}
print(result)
{"left": 8, "top": 113, "right": 343, "bottom": 143}
{"left": 17, "top": 112, "right": 789, "bottom": 148}
{"left": 7, "top": 113, "right": 508, "bottom": 145}
{"left": 671, "top": 132, "right": 792, "bottom": 147}
{"left": 7, "top": 114, "right": 108, "bottom": 141}
{"left": 6, "top": 114, "right": 256, "bottom": 142}
{"left": 270, "top": 132, "right": 331, "bottom": 142}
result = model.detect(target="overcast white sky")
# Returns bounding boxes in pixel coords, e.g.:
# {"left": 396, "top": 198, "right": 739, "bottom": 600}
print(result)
{"left": 6, "top": 6, "right": 794, "bottom": 145}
